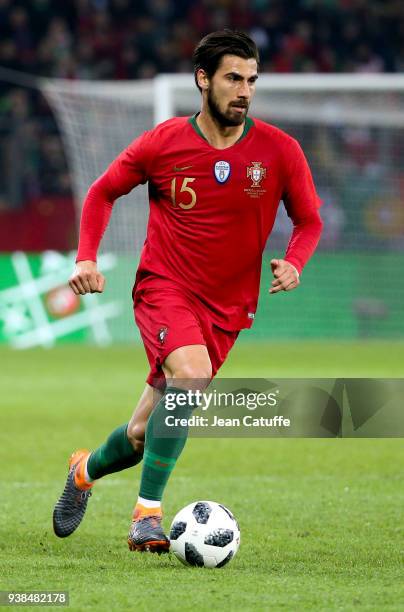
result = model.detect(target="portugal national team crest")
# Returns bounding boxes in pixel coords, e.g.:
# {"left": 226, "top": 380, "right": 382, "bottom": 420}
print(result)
{"left": 158, "top": 327, "right": 168, "bottom": 345}
{"left": 214, "top": 160, "right": 231, "bottom": 184}
{"left": 247, "top": 161, "right": 267, "bottom": 187}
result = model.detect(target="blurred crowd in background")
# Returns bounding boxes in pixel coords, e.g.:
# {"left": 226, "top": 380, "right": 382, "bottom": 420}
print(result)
{"left": 0, "top": 0, "right": 403, "bottom": 250}
{"left": 2, "top": 0, "right": 403, "bottom": 79}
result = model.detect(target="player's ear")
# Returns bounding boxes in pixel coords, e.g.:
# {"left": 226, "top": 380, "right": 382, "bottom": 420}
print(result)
{"left": 197, "top": 69, "right": 209, "bottom": 91}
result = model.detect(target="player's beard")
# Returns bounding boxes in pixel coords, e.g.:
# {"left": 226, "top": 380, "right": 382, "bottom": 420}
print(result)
{"left": 207, "top": 86, "right": 249, "bottom": 127}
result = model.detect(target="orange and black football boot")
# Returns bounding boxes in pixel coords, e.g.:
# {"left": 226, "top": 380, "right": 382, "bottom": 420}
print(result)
{"left": 53, "top": 449, "right": 94, "bottom": 538}
{"left": 127, "top": 504, "right": 170, "bottom": 553}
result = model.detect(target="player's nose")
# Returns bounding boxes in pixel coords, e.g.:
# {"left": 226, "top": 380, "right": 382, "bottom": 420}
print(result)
{"left": 238, "top": 79, "right": 251, "bottom": 98}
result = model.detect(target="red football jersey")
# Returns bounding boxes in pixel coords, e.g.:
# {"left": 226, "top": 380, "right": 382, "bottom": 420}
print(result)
{"left": 77, "top": 115, "right": 323, "bottom": 330}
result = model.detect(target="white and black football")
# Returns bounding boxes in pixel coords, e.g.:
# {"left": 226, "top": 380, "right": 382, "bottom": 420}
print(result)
{"left": 169, "top": 501, "right": 240, "bottom": 568}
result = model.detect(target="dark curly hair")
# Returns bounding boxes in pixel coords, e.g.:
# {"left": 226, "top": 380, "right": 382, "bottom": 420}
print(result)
{"left": 192, "top": 30, "right": 260, "bottom": 91}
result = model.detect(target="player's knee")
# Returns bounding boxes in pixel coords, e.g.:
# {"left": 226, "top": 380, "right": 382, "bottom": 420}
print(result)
{"left": 171, "top": 363, "right": 212, "bottom": 386}
{"left": 127, "top": 421, "right": 146, "bottom": 453}
{"left": 132, "top": 438, "right": 144, "bottom": 454}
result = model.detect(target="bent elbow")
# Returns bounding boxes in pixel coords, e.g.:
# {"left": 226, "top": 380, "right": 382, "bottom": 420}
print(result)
{"left": 87, "top": 173, "right": 111, "bottom": 200}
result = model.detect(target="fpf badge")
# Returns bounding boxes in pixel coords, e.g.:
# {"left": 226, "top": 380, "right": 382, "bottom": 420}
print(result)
{"left": 247, "top": 161, "right": 267, "bottom": 187}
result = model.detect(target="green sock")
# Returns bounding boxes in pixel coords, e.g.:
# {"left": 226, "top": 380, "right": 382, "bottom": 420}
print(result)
{"left": 139, "top": 387, "right": 193, "bottom": 501}
{"left": 87, "top": 424, "right": 142, "bottom": 480}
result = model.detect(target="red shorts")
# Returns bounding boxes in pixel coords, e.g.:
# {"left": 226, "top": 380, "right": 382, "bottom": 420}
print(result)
{"left": 133, "top": 278, "right": 239, "bottom": 391}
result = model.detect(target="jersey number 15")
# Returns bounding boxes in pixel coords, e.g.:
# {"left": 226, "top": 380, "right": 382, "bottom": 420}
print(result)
{"left": 171, "top": 177, "right": 197, "bottom": 210}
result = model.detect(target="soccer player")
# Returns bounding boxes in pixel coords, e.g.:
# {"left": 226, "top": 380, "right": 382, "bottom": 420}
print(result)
{"left": 53, "top": 30, "right": 323, "bottom": 553}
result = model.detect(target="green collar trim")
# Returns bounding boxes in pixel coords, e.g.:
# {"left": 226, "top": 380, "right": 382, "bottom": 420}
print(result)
{"left": 188, "top": 113, "right": 254, "bottom": 144}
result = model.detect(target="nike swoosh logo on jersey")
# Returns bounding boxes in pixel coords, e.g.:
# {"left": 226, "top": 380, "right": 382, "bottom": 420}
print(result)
{"left": 173, "top": 165, "right": 193, "bottom": 171}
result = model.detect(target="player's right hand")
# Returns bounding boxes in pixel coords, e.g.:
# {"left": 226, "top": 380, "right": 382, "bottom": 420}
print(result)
{"left": 69, "top": 260, "right": 105, "bottom": 295}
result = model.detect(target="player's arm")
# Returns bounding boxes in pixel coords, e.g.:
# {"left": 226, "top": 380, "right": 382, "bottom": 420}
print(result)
{"left": 270, "top": 139, "right": 323, "bottom": 295}
{"left": 69, "top": 131, "right": 153, "bottom": 295}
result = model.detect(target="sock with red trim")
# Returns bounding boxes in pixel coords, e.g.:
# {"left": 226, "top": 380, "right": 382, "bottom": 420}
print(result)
{"left": 138, "top": 387, "right": 193, "bottom": 502}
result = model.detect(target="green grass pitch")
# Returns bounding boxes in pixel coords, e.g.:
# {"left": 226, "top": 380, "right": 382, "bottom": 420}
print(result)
{"left": 1, "top": 342, "right": 404, "bottom": 611}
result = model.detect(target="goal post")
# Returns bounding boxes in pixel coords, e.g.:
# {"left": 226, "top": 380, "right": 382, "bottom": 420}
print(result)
{"left": 153, "top": 73, "right": 404, "bottom": 125}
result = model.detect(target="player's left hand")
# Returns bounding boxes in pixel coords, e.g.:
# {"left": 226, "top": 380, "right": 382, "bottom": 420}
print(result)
{"left": 269, "top": 259, "right": 300, "bottom": 294}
